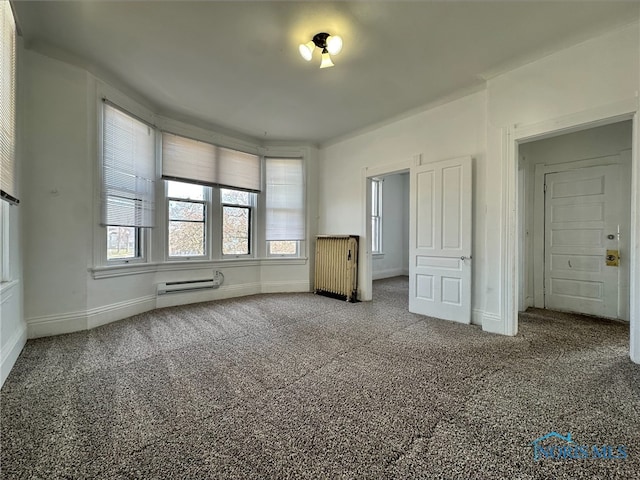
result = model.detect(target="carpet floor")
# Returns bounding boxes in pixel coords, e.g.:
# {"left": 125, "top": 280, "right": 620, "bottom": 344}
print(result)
{"left": 1, "top": 276, "right": 639, "bottom": 479}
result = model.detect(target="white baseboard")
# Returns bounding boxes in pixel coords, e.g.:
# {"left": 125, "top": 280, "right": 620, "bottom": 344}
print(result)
{"left": 27, "top": 295, "right": 156, "bottom": 338}
{"left": 260, "top": 281, "right": 310, "bottom": 294}
{"left": 27, "top": 281, "right": 312, "bottom": 338}
{"left": 88, "top": 295, "right": 157, "bottom": 329}
{"left": 471, "top": 309, "right": 484, "bottom": 326}
{"left": 1, "top": 324, "right": 26, "bottom": 388}
{"left": 481, "top": 311, "right": 508, "bottom": 335}
{"left": 372, "top": 268, "right": 405, "bottom": 280}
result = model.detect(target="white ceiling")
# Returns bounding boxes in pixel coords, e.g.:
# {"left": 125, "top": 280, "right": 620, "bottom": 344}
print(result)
{"left": 13, "top": 1, "right": 640, "bottom": 144}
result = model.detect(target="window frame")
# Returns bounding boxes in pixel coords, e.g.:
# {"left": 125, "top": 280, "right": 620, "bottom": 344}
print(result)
{"left": 166, "top": 180, "right": 210, "bottom": 261}
{"left": 106, "top": 225, "right": 144, "bottom": 263}
{"left": 371, "top": 178, "right": 383, "bottom": 254}
{"left": 220, "top": 188, "right": 255, "bottom": 258}
{"left": 0, "top": 201, "right": 9, "bottom": 282}
{"left": 264, "top": 157, "right": 305, "bottom": 258}
{"left": 267, "top": 240, "right": 300, "bottom": 258}
{"left": 99, "top": 98, "right": 156, "bottom": 267}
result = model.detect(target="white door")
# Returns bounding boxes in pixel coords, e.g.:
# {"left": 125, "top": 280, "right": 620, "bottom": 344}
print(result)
{"left": 409, "top": 157, "right": 472, "bottom": 323}
{"left": 544, "top": 165, "right": 621, "bottom": 318}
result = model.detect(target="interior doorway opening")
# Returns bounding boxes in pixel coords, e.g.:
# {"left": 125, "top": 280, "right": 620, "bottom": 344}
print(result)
{"left": 360, "top": 161, "right": 411, "bottom": 304}
{"left": 370, "top": 172, "right": 410, "bottom": 284}
{"left": 518, "top": 120, "right": 633, "bottom": 321}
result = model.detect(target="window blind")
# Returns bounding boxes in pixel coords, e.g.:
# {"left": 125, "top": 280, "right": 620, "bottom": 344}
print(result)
{"left": 102, "top": 102, "right": 155, "bottom": 227}
{"left": 0, "top": 1, "right": 17, "bottom": 205}
{"left": 162, "top": 132, "right": 261, "bottom": 192}
{"left": 265, "top": 157, "right": 304, "bottom": 241}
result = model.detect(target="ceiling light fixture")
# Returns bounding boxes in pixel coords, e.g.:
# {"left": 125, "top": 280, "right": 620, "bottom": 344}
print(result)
{"left": 299, "top": 32, "right": 342, "bottom": 68}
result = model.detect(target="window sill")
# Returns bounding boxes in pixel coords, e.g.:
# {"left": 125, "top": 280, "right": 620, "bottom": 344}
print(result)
{"left": 0, "top": 279, "right": 19, "bottom": 294}
{"left": 372, "top": 252, "right": 385, "bottom": 258}
{"left": 90, "top": 257, "right": 308, "bottom": 279}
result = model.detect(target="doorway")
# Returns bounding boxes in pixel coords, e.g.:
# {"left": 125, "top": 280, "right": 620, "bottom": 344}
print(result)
{"left": 519, "top": 120, "right": 633, "bottom": 320}
{"left": 370, "top": 172, "right": 410, "bottom": 282}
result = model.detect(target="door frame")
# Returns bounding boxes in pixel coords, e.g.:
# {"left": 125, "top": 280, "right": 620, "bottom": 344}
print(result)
{"left": 502, "top": 98, "right": 640, "bottom": 363}
{"left": 359, "top": 157, "right": 416, "bottom": 301}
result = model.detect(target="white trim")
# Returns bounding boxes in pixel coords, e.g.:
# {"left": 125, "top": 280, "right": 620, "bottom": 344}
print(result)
{"left": 26, "top": 281, "right": 312, "bottom": 338}
{"left": 361, "top": 158, "right": 414, "bottom": 302}
{"left": 1, "top": 323, "right": 26, "bottom": 387}
{"left": 372, "top": 268, "right": 405, "bottom": 280}
{"left": 27, "top": 295, "right": 156, "bottom": 338}
{"left": 481, "top": 312, "right": 505, "bottom": 334}
{"left": 471, "top": 309, "right": 484, "bottom": 326}
{"left": 501, "top": 98, "right": 640, "bottom": 362}
{"left": 0, "top": 278, "right": 19, "bottom": 295}
{"left": 88, "top": 295, "right": 157, "bottom": 329}
{"left": 260, "top": 280, "right": 310, "bottom": 294}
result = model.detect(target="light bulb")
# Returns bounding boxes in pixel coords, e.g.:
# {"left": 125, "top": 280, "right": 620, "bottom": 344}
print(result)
{"left": 320, "top": 51, "right": 334, "bottom": 69}
{"left": 298, "top": 41, "right": 315, "bottom": 61}
{"left": 326, "top": 35, "right": 343, "bottom": 55}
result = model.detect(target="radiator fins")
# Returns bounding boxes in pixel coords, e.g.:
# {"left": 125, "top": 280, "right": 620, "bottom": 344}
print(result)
{"left": 314, "top": 235, "right": 359, "bottom": 302}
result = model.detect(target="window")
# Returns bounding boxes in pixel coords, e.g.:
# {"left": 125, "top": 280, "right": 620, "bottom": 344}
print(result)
{"left": 167, "top": 181, "right": 207, "bottom": 258}
{"left": 265, "top": 158, "right": 304, "bottom": 257}
{"left": 0, "top": 1, "right": 16, "bottom": 281}
{"left": 371, "top": 178, "right": 382, "bottom": 254}
{"left": 221, "top": 188, "right": 254, "bottom": 256}
{"left": 0, "top": 0, "right": 17, "bottom": 207}
{"left": 162, "top": 132, "right": 261, "bottom": 192}
{"left": 102, "top": 102, "right": 155, "bottom": 262}
{"left": 107, "top": 226, "right": 140, "bottom": 260}
{"left": 0, "top": 201, "right": 8, "bottom": 282}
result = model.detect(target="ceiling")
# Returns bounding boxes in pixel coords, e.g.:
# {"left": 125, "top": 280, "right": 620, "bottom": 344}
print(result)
{"left": 13, "top": 1, "right": 640, "bottom": 145}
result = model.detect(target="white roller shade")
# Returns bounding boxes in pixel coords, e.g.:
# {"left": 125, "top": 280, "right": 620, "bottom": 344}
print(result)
{"left": 102, "top": 102, "right": 155, "bottom": 227}
{"left": 162, "top": 132, "right": 260, "bottom": 192}
{"left": 265, "top": 157, "right": 304, "bottom": 241}
{"left": 0, "top": 1, "right": 17, "bottom": 205}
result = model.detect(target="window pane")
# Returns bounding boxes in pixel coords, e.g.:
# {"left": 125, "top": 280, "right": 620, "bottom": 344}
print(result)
{"left": 102, "top": 104, "right": 155, "bottom": 227}
{"left": 372, "top": 217, "right": 380, "bottom": 253}
{"left": 167, "top": 180, "right": 204, "bottom": 200}
{"left": 372, "top": 180, "right": 379, "bottom": 216}
{"left": 269, "top": 241, "right": 297, "bottom": 256}
{"left": 223, "top": 206, "right": 249, "bottom": 255}
{"left": 221, "top": 188, "right": 250, "bottom": 206}
{"left": 169, "top": 200, "right": 204, "bottom": 221}
{"left": 107, "top": 226, "right": 138, "bottom": 260}
{"left": 169, "top": 221, "right": 205, "bottom": 256}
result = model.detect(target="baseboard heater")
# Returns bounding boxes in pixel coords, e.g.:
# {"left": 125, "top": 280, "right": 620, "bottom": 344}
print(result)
{"left": 157, "top": 271, "right": 224, "bottom": 295}
{"left": 314, "top": 235, "right": 359, "bottom": 302}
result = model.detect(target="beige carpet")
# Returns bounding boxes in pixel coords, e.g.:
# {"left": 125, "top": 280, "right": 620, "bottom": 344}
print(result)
{"left": 1, "top": 277, "right": 639, "bottom": 479}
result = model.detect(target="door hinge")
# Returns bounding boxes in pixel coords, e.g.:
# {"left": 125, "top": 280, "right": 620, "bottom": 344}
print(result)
{"left": 543, "top": 183, "right": 547, "bottom": 193}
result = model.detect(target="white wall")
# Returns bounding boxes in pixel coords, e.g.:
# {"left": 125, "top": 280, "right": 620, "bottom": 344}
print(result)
{"left": 372, "top": 173, "right": 409, "bottom": 280}
{"left": 319, "top": 21, "right": 640, "bottom": 341}
{"left": 484, "top": 21, "right": 639, "bottom": 335}
{"left": 21, "top": 49, "right": 317, "bottom": 339}
{"left": 0, "top": 203, "right": 24, "bottom": 386}
{"left": 7, "top": 17, "right": 640, "bottom": 381}
{"left": 320, "top": 90, "right": 487, "bottom": 323}
{"left": 1, "top": 39, "right": 27, "bottom": 387}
